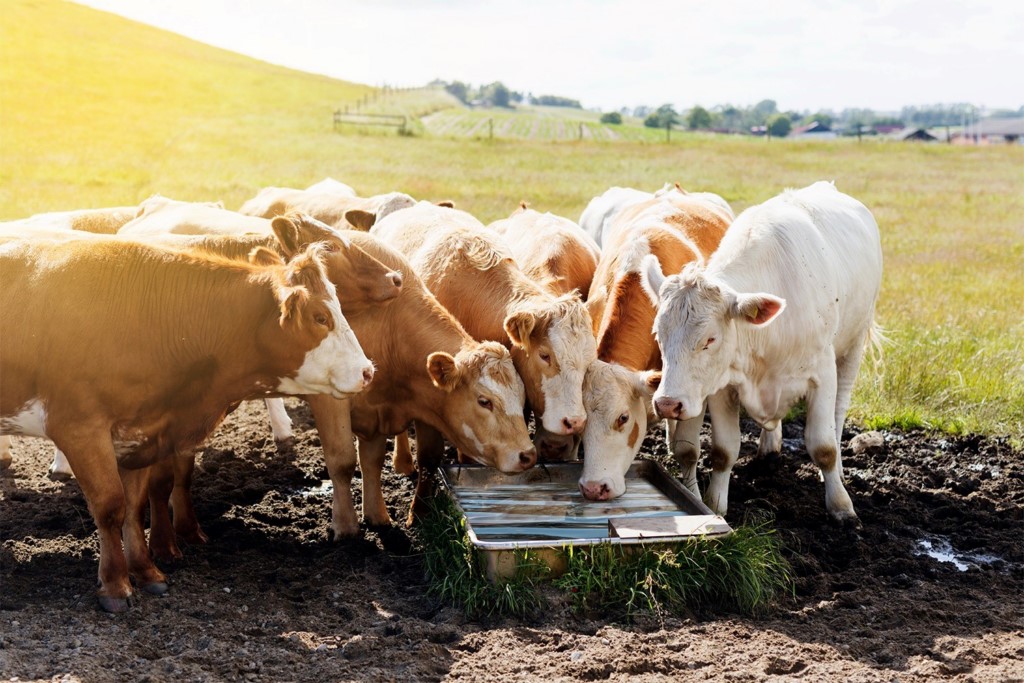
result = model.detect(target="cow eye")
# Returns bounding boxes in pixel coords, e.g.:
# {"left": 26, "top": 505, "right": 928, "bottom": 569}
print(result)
{"left": 616, "top": 412, "right": 629, "bottom": 427}
{"left": 702, "top": 336, "right": 716, "bottom": 350}
{"left": 314, "top": 313, "right": 330, "bottom": 326}
{"left": 539, "top": 352, "right": 551, "bottom": 364}
{"left": 477, "top": 397, "right": 493, "bottom": 411}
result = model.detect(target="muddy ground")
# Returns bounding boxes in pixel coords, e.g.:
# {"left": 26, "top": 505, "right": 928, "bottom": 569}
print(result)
{"left": 1, "top": 399, "right": 1021, "bottom": 682}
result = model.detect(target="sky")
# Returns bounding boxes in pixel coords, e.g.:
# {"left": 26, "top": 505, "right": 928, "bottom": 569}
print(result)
{"left": 75, "top": 0, "right": 1023, "bottom": 114}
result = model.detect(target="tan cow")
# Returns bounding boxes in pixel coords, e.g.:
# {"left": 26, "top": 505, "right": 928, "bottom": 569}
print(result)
{"left": 372, "top": 201, "right": 595, "bottom": 487}
{"left": 239, "top": 186, "right": 415, "bottom": 231}
{"left": 0, "top": 233, "right": 373, "bottom": 611}
{"left": 119, "top": 202, "right": 271, "bottom": 237}
{"left": 579, "top": 192, "right": 731, "bottom": 501}
{"left": 489, "top": 204, "right": 601, "bottom": 298}
{"left": 0, "top": 206, "right": 138, "bottom": 235}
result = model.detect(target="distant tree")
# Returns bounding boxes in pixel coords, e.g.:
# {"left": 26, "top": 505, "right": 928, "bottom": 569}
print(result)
{"left": 444, "top": 80, "right": 470, "bottom": 104}
{"left": 644, "top": 113, "right": 662, "bottom": 128}
{"left": 803, "top": 111, "right": 834, "bottom": 127}
{"left": 686, "top": 105, "right": 712, "bottom": 130}
{"left": 644, "top": 103, "right": 679, "bottom": 129}
{"left": 488, "top": 82, "right": 511, "bottom": 108}
{"left": 531, "top": 94, "right": 582, "bottom": 108}
{"left": 766, "top": 114, "right": 791, "bottom": 137}
{"left": 600, "top": 111, "right": 623, "bottom": 125}
{"left": 753, "top": 99, "right": 778, "bottom": 120}
{"left": 509, "top": 90, "right": 524, "bottom": 104}
{"left": 633, "top": 105, "right": 652, "bottom": 118}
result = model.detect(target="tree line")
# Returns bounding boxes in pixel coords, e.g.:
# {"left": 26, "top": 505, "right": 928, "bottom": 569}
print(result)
{"left": 429, "top": 80, "right": 581, "bottom": 109}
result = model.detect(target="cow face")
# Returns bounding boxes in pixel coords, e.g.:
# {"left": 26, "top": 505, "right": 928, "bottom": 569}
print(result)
{"left": 428, "top": 341, "right": 536, "bottom": 473}
{"left": 642, "top": 257, "right": 784, "bottom": 421}
{"left": 265, "top": 244, "right": 375, "bottom": 398}
{"left": 271, "top": 214, "right": 403, "bottom": 305}
{"left": 505, "top": 295, "right": 595, "bottom": 438}
{"left": 579, "top": 361, "right": 660, "bottom": 501}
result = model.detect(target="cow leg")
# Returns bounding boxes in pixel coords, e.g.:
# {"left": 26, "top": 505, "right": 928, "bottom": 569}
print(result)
{"left": 407, "top": 423, "right": 446, "bottom": 527}
{"left": 119, "top": 465, "right": 168, "bottom": 595}
{"left": 0, "top": 435, "right": 12, "bottom": 471}
{"left": 358, "top": 434, "right": 392, "bottom": 528}
{"left": 170, "top": 453, "right": 207, "bottom": 545}
{"left": 757, "top": 425, "right": 782, "bottom": 457}
{"left": 50, "top": 428, "right": 132, "bottom": 612}
{"left": 806, "top": 351, "right": 857, "bottom": 521}
{"left": 147, "top": 457, "right": 182, "bottom": 561}
{"left": 392, "top": 431, "right": 415, "bottom": 476}
{"left": 834, "top": 330, "right": 869, "bottom": 446}
{"left": 307, "top": 395, "right": 359, "bottom": 540}
{"left": 667, "top": 408, "right": 704, "bottom": 497}
{"left": 265, "top": 398, "right": 294, "bottom": 445}
{"left": 49, "top": 446, "right": 74, "bottom": 480}
{"left": 705, "top": 390, "right": 741, "bottom": 517}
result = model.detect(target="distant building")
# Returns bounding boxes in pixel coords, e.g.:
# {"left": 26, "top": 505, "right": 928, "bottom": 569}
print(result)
{"left": 974, "top": 118, "right": 1024, "bottom": 143}
{"left": 889, "top": 128, "right": 938, "bottom": 142}
{"left": 790, "top": 120, "right": 837, "bottom": 140}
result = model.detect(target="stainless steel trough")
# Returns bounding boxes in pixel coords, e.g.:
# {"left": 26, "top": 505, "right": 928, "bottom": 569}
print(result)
{"left": 438, "top": 460, "right": 732, "bottom": 580}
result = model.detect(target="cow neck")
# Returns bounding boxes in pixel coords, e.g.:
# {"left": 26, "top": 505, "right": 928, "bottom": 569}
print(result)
{"left": 595, "top": 271, "right": 658, "bottom": 371}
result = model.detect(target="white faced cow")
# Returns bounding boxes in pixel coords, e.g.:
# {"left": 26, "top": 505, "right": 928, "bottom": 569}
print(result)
{"left": 644, "top": 181, "right": 882, "bottom": 522}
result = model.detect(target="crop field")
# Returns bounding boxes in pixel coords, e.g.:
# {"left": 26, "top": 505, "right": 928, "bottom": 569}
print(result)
{"left": 423, "top": 105, "right": 669, "bottom": 142}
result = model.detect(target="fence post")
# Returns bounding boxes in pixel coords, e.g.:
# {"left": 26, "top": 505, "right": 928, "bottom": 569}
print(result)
{"left": 579, "top": 123, "right": 583, "bottom": 141}
{"left": 489, "top": 118, "right": 494, "bottom": 141}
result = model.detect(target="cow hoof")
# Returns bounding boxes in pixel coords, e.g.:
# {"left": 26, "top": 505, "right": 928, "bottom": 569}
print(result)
{"left": 327, "top": 526, "right": 360, "bottom": 543}
{"left": 140, "top": 581, "right": 169, "bottom": 596}
{"left": 274, "top": 436, "right": 297, "bottom": 452}
{"left": 98, "top": 595, "right": 132, "bottom": 613}
{"left": 48, "top": 470, "right": 74, "bottom": 482}
{"left": 830, "top": 511, "right": 861, "bottom": 530}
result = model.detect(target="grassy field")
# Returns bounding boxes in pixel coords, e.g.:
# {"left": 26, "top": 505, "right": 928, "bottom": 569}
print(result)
{"left": 3, "top": 0, "right": 1023, "bottom": 440}
{"left": 423, "top": 105, "right": 670, "bottom": 142}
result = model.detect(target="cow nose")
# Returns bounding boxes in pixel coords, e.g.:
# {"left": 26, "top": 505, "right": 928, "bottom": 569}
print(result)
{"left": 561, "top": 416, "right": 587, "bottom": 435}
{"left": 388, "top": 271, "right": 403, "bottom": 289}
{"left": 579, "top": 480, "right": 612, "bottom": 501}
{"left": 361, "top": 365, "right": 375, "bottom": 387}
{"left": 654, "top": 397, "right": 683, "bottom": 419}
{"left": 519, "top": 448, "right": 537, "bottom": 469}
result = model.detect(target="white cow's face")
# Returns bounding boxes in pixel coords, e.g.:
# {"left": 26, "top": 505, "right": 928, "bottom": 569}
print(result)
{"left": 578, "top": 361, "right": 660, "bottom": 501}
{"left": 642, "top": 258, "right": 784, "bottom": 421}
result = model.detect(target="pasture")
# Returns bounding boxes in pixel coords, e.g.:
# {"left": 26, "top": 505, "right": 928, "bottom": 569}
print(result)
{"left": 1, "top": 1, "right": 1022, "bottom": 680}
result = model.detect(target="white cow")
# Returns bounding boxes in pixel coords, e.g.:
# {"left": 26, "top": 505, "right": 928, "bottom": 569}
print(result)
{"left": 643, "top": 181, "right": 882, "bottom": 522}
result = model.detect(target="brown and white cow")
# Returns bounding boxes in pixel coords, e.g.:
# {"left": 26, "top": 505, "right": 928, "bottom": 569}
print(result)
{"left": 645, "top": 181, "right": 883, "bottom": 522}
{"left": 239, "top": 186, "right": 415, "bottom": 231}
{"left": 372, "top": 201, "right": 596, "bottom": 474}
{"left": 489, "top": 204, "right": 601, "bottom": 298}
{"left": 0, "top": 234, "right": 373, "bottom": 611}
{"left": 579, "top": 192, "right": 731, "bottom": 501}
{"left": 309, "top": 231, "right": 535, "bottom": 536}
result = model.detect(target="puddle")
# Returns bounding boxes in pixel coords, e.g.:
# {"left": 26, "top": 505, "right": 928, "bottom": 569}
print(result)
{"left": 450, "top": 478, "right": 685, "bottom": 542}
{"left": 297, "top": 480, "right": 333, "bottom": 497}
{"left": 914, "top": 534, "right": 1003, "bottom": 571}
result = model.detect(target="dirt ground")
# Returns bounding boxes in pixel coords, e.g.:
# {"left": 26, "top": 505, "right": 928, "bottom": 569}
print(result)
{"left": 2, "top": 399, "right": 1021, "bottom": 682}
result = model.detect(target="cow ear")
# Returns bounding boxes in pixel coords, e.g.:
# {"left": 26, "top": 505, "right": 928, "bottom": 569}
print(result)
{"left": 289, "top": 214, "right": 337, "bottom": 250}
{"left": 436, "top": 200, "right": 455, "bottom": 208}
{"left": 427, "top": 352, "right": 459, "bottom": 391}
{"left": 279, "top": 286, "right": 310, "bottom": 324}
{"left": 271, "top": 215, "right": 302, "bottom": 257}
{"left": 345, "top": 209, "right": 376, "bottom": 231}
{"left": 642, "top": 371, "right": 662, "bottom": 393}
{"left": 732, "top": 293, "right": 786, "bottom": 326}
{"left": 504, "top": 311, "right": 537, "bottom": 351}
{"left": 249, "top": 246, "right": 284, "bottom": 266}
{"left": 639, "top": 254, "right": 665, "bottom": 305}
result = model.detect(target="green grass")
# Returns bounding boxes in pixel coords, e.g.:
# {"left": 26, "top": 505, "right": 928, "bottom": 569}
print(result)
{"left": 3, "top": 0, "right": 1023, "bottom": 440}
{"left": 416, "top": 496, "right": 792, "bottom": 620}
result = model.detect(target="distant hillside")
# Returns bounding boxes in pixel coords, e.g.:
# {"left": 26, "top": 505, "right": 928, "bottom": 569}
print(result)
{"left": 0, "top": 0, "right": 375, "bottom": 214}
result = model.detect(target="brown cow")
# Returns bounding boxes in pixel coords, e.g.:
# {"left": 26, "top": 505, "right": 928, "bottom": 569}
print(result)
{"left": 372, "top": 201, "right": 595, "bottom": 493}
{"left": 489, "top": 204, "right": 601, "bottom": 298}
{"left": 0, "top": 233, "right": 373, "bottom": 611}
{"left": 579, "top": 192, "right": 731, "bottom": 501}
{"left": 239, "top": 186, "right": 415, "bottom": 231}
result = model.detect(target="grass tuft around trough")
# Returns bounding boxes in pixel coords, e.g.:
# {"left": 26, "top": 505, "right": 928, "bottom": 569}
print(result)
{"left": 416, "top": 496, "right": 792, "bottom": 621}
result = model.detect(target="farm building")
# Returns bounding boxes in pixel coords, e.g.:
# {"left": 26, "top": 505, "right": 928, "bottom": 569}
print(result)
{"left": 790, "top": 120, "right": 837, "bottom": 140}
{"left": 889, "top": 127, "right": 939, "bottom": 142}
{"left": 974, "top": 117, "right": 1024, "bottom": 143}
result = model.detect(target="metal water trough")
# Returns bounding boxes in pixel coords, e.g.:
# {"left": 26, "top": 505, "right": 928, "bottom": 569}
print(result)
{"left": 438, "top": 460, "right": 732, "bottom": 580}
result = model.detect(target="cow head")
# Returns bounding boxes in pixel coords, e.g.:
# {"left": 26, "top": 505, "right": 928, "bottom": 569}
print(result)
{"left": 642, "top": 256, "right": 785, "bottom": 421}
{"left": 259, "top": 243, "right": 375, "bottom": 399}
{"left": 578, "top": 361, "right": 661, "bottom": 501}
{"left": 504, "top": 294, "right": 596, "bottom": 439}
{"left": 427, "top": 341, "right": 536, "bottom": 473}
{"left": 271, "top": 213, "right": 403, "bottom": 305}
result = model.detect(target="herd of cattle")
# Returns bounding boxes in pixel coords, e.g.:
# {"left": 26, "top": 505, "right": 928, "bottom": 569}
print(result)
{"left": 0, "top": 177, "right": 883, "bottom": 612}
